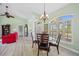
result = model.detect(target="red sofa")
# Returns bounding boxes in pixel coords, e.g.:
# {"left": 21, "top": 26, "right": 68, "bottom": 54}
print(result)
{"left": 2, "top": 32, "right": 18, "bottom": 44}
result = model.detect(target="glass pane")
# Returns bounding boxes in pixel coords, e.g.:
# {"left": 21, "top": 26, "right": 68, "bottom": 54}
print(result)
{"left": 64, "top": 20, "right": 72, "bottom": 42}
{"left": 58, "top": 20, "right": 72, "bottom": 42}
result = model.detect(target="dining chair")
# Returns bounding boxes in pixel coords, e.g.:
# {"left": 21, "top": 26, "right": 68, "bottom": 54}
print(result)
{"left": 49, "top": 33, "right": 62, "bottom": 54}
{"left": 37, "top": 34, "right": 50, "bottom": 56}
{"left": 31, "top": 32, "right": 38, "bottom": 48}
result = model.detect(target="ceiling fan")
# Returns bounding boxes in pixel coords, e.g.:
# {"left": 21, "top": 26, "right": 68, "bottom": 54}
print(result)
{"left": 0, "top": 4, "right": 14, "bottom": 18}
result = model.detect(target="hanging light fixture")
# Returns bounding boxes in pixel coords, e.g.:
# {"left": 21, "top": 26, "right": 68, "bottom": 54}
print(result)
{"left": 40, "top": 3, "right": 48, "bottom": 23}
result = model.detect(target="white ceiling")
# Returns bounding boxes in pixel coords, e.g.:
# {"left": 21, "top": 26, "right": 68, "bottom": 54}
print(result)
{"left": 0, "top": 3, "right": 69, "bottom": 20}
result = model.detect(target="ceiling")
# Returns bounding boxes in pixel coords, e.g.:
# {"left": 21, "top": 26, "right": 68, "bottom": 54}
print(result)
{"left": 0, "top": 3, "right": 69, "bottom": 20}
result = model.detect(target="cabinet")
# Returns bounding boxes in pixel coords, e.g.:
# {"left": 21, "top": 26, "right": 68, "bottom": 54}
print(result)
{"left": 2, "top": 24, "right": 10, "bottom": 35}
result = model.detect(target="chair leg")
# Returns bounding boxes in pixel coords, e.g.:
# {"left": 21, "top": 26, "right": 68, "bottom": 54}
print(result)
{"left": 57, "top": 46, "right": 59, "bottom": 54}
{"left": 47, "top": 51, "right": 48, "bottom": 56}
{"left": 32, "top": 42, "right": 34, "bottom": 48}
{"left": 47, "top": 48, "right": 49, "bottom": 56}
{"left": 35, "top": 42, "right": 37, "bottom": 45}
{"left": 37, "top": 48, "right": 39, "bottom": 56}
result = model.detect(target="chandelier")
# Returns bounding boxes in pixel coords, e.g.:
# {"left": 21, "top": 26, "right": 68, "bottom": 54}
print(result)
{"left": 40, "top": 3, "right": 48, "bottom": 23}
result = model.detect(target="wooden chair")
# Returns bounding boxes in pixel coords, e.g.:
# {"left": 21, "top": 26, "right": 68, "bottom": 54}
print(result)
{"left": 37, "top": 34, "right": 49, "bottom": 56}
{"left": 49, "top": 33, "right": 62, "bottom": 54}
{"left": 31, "top": 32, "right": 38, "bottom": 48}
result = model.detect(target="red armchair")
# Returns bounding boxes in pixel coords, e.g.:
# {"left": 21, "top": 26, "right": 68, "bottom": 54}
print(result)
{"left": 2, "top": 32, "right": 18, "bottom": 44}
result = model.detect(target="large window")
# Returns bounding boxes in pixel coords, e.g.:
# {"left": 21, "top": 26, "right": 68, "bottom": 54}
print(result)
{"left": 50, "top": 15, "right": 73, "bottom": 43}
{"left": 51, "top": 23, "right": 58, "bottom": 39}
{"left": 58, "top": 15, "right": 73, "bottom": 43}
{"left": 49, "top": 22, "right": 59, "bottom": 40}
{"left": 59, "top": 20, "right": 72, "bottom": 42}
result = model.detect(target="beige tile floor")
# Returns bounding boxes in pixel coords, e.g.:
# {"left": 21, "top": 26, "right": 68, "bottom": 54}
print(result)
{"left": 0, "top": 37, "right": 79, "bottom": 56}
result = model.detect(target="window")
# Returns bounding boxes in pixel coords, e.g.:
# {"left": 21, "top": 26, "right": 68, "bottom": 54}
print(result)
{"left": 58, "top": 15, "right": 73, "bottom": 43}
{"left": 49, "top": 15, "right": 73, "bottom": 43}
{"left": 49, "top": 22, "right": 58, "bottom": 40}
{"left": 59, "top": 20, "right": 72, "bottom": 42}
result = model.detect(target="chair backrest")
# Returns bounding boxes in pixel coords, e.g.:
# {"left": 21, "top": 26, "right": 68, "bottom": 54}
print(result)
{"left": 37, "top": 34, "right": 42, "bottom": 42}
{"left": 56, "top": 33, "right": 62, "bottom": 45}
{"left": 31, "top": 32, "right": 33, "bottom": 42}
{"left": 42, "top": 34, "right": 49, "bottom": 44}
{"left": 37, "top": 33, "right": 49, "bottom": 45}
{"left": 31, "top": 31, "right": 37, "bottom": 40}
{"left": 37, "top": 33, "right": 49, "bottom": 48}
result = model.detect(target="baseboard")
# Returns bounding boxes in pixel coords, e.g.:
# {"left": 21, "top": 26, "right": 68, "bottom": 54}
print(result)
{"left": 60, "top": 44, "right": 79, "bottom": 54}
